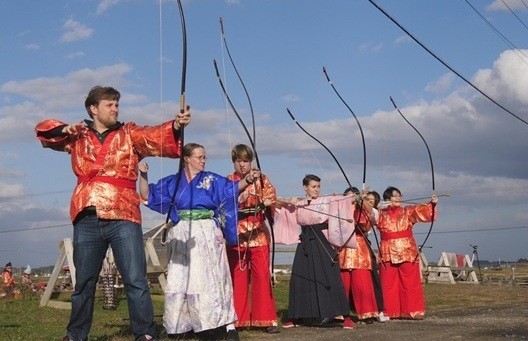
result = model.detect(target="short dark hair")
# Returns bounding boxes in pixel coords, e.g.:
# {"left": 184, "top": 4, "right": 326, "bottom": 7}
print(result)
{"left": 302, "top": 174, "right": 321, "bottom": 186}
{"left": 343, "top": 187, "right": 360, "bottom": 196}
{"left": 383, "top": 186, "right": 401, "bottom": 201}
{"left": 84, "top": 86, "right": 120, "bottom": 118}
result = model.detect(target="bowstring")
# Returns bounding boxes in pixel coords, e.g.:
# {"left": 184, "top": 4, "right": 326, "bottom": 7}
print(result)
{"left": 157, "top": 0, "right": 165, "bottom": 231}
{"left": 308, "top": 149, "right": 338, "bottom": 195}
{"left": 218, "top": 25, "right": 249, "bottom": 271}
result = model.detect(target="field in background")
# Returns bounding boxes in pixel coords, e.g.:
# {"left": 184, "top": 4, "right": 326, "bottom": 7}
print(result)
{"left": 1, "top": 266, "right": 527, "bottom": 340}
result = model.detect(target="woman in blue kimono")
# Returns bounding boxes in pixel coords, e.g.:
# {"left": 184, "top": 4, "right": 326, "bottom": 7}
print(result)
{"left": 139, "top": 143, "right": 260, "bottom": 341}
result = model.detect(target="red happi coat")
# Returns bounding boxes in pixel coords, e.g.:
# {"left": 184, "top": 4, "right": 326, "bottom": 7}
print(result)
{"left": 226, "top": 172, "right": 278, "bottom": 328}
{"left": 227, "top": 172, "right": 276, "bottom": 247}
{"left": 35, "top": 119, "right": 181, "bottom": 224}
{"left": 377, "top": 203, "right": 437, "bottom": 264}
{"left": 338, "top": 203, "right": 374, "bottom": 270}
{"left": 376, "top": 202, "right": 437, "bottom": 319}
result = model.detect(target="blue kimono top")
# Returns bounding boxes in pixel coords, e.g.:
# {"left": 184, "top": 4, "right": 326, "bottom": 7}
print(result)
{"left": 146, "top": 170, "right": 239, "bottom": 245}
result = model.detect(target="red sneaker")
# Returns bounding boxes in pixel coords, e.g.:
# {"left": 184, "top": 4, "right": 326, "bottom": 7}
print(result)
{"left": 343, "top": 318, "right": 355, "bottom": 330}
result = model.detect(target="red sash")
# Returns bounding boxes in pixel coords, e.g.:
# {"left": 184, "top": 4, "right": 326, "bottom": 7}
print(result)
{"left": 380, "top": 229, "right": 413, "bottom": 241}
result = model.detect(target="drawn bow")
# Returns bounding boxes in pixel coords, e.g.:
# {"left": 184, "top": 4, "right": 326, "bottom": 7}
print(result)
{"left": 322, "top": 67, "right": 382, "bottom": 257}
{"left": 215, "top": 19, "right": 277, "bottom": 283}
{"left": 285, "top": 108, "right": 377, "bottom": 262}
{"left": 162, "top": 0, "right": 187, "bottom": 244}
{"left": 390, "top": 97, "right": 436, "bottom": 263}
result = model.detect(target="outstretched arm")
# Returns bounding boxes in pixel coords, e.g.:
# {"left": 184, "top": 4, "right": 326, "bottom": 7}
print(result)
{"left": 35, "top": 119, "right": 87, "bottom": 151}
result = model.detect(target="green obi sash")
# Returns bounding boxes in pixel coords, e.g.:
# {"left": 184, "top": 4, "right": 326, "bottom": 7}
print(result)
{"left": 177, "top": 209, "right": 214, "bottom": 221}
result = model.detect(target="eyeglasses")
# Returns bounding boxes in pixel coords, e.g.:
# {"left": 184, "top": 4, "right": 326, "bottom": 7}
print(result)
{"left": 190, "top": 155, "right": 207, "bottom": 161}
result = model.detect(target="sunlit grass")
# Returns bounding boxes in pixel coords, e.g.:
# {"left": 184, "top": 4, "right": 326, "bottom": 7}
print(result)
{"left": 1, "top": 269, "right": 526, "bottom": 340}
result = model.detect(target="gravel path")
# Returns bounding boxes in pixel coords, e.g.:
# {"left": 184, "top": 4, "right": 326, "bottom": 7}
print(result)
{"left": 237, "top": 302, "right": 528, "bottom": 341}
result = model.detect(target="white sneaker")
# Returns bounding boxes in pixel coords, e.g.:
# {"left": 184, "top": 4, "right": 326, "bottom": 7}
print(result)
{"left": 378, "top": 312, "right": 390, "bottom": 323}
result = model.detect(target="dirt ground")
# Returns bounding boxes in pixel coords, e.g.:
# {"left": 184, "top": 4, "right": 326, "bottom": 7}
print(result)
{"left": 236, "top": 302, "right": 528, "bottom": 341}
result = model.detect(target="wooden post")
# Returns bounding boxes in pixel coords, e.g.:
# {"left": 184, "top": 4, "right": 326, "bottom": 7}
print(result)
{"left": 39, "top": 238, "right": 75, "bottom": 309}
{"left": 145, "top": 236, "right": 167, "bottom": 292}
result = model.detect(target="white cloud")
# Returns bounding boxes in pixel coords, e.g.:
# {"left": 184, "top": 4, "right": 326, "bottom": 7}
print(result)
{"left": 358, "top": 42, "right": 383, "bottom": 54}
{"left": 282, "top": 94, "right": 301, "bottom": 103}
{"left": 0, "top": 64, "right": 133, "bottom": 143}
{"left": 60, "top": 19, "right": 94, "bottom": 43}
{"left": 66, "top": 51, "right": 85, "bottom": 59}
{"left": 97, "top": 0, "right": 121, "bottom": 15}
{"left": 394, "top": 35, "right": 412, "bottom": 45}
{"left": 24, "top": 43, "right": 39, "bottom": 51}
{"left": 0, "top": 167, "right": 24, "bottom": 179}
{"left": 426, "top": 73, "right": 456, "bottom": 94}
{"left": 0, "top": 182, "right": 25, "bottom": 200}
{"left": 486, "top": 0, "right": 526, "bottom": 11}
{"left": 1, "top": 63, "right": 132, "bottom": 110}
{"left": 473, "top": 49, "right": 528, "bottom": 105}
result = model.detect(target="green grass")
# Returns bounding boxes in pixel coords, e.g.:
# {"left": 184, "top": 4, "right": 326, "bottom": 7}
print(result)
{"left": 1, "top": 273, "right": 526, "bottom": 340}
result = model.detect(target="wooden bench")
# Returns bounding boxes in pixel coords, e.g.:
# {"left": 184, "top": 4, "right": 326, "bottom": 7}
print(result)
{"left": 424, "top": 252, "right": 479, "bottom": 284}
{"left": 514, "top": 275, "right": 528, "bottom": 287}
{"left": 41, "top": 237, "right": 168, "bottom": 309}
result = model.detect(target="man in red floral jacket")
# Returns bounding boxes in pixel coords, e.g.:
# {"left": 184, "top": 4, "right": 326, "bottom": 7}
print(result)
{"left": 35, "top": 86, "right": 190, "bottom": 341}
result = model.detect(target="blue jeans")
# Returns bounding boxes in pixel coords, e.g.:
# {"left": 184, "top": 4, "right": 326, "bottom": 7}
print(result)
{"left": 66, "top": 215, "right": 156, "bottom": 340}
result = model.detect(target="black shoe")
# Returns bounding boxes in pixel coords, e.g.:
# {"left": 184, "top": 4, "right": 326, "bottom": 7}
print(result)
{"left": 363, "top": 318, "right": 375, "bottom": 325}
{"left": 62, "top": 335, "right": 87, "bottom": 341}
{"left": 226, "top": 329, "right": 240, "bottom": 341}
{"left": 266, "top": 326, "right": 281, "bottom": 334}
{"left": 315, "top": 318, "right": 338, "bottom": 328}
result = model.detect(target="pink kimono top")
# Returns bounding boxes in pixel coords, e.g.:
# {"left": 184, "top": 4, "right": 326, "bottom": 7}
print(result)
{"left": 274, "top": 195, "right": 357, "bottom": 249}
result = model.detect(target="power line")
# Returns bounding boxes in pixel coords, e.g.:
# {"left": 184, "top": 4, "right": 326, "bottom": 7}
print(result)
{"left": 367, "top": 0, "right": 528, "bottom": 126}
{"left": 0, "top": 224, "right": 71, "bottom": 234}
{"left": 1, "top": 222, "right": 527, "bottom": 235}
{"left": 0, "top": 190, "right": 71, "bottom": 201}
{"left": 500, "top": 0, "right": 528, "bottom": 32}
{"left": 414, "top": 225, "right": 528, "bottom": 235}
{"left": 465, "top": 0, "right": 528, "bottom": 66}
{"left": 0, "top": 222, "right": 160, "bottom": 234}
{"left": 520, "top": 0, "right": 528, "bottom": 11}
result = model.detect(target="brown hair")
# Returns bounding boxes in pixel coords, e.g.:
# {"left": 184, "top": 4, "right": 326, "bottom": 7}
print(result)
{"left": 182, "top": 143, "right": 204, "bottom": 158}
{"left": 84, "top": 86, "right": 120, "bottom": 118}
{"left": 368, "top": 191, "right": 381, "bottom": 208}
{"left": 231, "top": 144, "right": 254, "bottom": 163}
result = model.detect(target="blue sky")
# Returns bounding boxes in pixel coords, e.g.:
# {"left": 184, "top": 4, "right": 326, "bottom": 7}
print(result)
{"left": 1, "top": 0, "right": 528, "bottom": 268}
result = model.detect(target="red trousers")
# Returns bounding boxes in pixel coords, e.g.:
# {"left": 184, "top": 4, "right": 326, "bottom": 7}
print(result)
{"left": 226, "top": 245, "right": 278, "bottom": 327}
{"left": 340, "top": 269, "right": 379, "bottom": 320}
{"left": 379, "top": 261, "right": 425, "bottom": 319}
